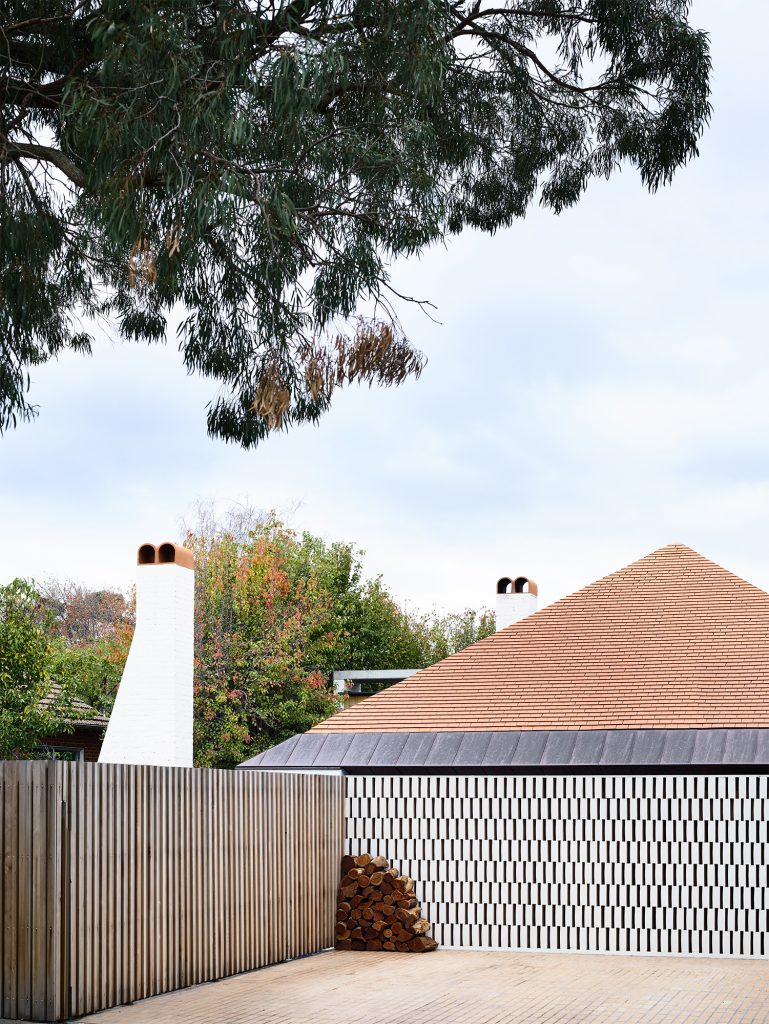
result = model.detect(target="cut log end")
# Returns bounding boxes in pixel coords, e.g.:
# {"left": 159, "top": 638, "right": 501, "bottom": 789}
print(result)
{"left": 408, "top": 936, "right": 439, "bottom": 953}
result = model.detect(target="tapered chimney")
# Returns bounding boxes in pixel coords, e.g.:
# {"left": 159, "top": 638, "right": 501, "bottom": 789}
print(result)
{"left": 495, "top": 575, "right": 538, "bottom": 631}
{"left": 99, "top": 542, "right": 195, "bottom": 767}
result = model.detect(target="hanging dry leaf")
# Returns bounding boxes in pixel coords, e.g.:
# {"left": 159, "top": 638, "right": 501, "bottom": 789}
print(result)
{"left": 127, "top": 237, "right": 157, "bottom": 287}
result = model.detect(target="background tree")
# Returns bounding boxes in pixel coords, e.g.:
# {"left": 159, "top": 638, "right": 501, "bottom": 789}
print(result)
{"left": 184, "top": 505, "right": 494, "bottom": 766}
{"left": 410, "top": 606, "right": 497, "bottom": 667}
{"left": 1, "top": 2, "right": 710, "bottom": 443}
{"left": 46, "top": 627, "right": 134, "bottom": 717}
{"left": 42, "top": 580, "right": 135, "bottom": 714}
{"left": 0, "top": 509, "right": 494, "bottom": 763}
{"left": 42, "top": 580, "right": 134, "bottom": 643}
{"left": 187, "top": 511, "right": 341, "bottom": 766}
{"left": 0, "top": 578, "right": 77, "bottom": 757}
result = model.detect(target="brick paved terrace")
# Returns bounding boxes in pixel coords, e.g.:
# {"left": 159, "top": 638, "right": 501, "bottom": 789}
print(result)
{"left": 76, "top": 949, "right": 769, "bottom": 1024}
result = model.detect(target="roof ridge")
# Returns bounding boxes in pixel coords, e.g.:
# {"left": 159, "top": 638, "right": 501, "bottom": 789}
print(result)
{"left": 495, "top": 542, "right": 769, "bottom": 629}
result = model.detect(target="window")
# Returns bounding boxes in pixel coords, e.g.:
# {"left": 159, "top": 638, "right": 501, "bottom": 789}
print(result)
{"left": 35, "top": 745, "right": 85, "bottom": 762}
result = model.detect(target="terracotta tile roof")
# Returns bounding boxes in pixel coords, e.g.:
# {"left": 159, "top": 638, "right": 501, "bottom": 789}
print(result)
{"left": 312, "top": 544, "right": 769, "bottom": 734}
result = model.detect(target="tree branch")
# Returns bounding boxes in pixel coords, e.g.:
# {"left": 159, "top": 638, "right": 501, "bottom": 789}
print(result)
{"left": 453, "top": 25, "right": 610, "bottom": 96}
{"left": 0, "top": 77, "right": 63, "bottom": 110}
{"left": 2, "top": 140, "right": 86, "bottom": 187}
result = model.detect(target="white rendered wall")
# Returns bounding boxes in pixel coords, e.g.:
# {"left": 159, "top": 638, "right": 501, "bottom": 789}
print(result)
{"left": 347, "top": 773, "right": 769, "bottom": 958}
{"left": 495, "top": 592, "right": 538, "bottom": 630}
{"left": 99, "top": 563, "right": 194, "bottom": 767}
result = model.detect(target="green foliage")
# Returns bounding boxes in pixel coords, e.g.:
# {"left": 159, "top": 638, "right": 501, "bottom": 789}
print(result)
{"left": 41, "top": 580, "right": 135, "bottom": 715}
{"left": 410, "top": 607, "right": 496, "bottom": 667}
{"left": 1, "top": 2, "right": 710, "bottom": 443}
{"left": 47, "top": 631, "right": 132, "bottom": 717}
{"left": 0, "top": 579, "right": 75, "bottom": 758}
{"left": 184, "top": 506, "right": 494, "bottom": 766}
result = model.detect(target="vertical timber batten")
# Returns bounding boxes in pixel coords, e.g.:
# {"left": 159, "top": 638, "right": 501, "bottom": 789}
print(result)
{"left": 0, "top": 761, "right": 344, "bottom": 1021}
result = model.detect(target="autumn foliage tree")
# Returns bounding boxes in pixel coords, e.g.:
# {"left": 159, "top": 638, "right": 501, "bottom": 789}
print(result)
{"left": 42, "top": 580, "right": 134, "bottom": 643}
{"left": 185, "top": 507, "right": 493, "bottom": 767}
{"left": 187, "top": 513, "right": 341, "bottom": 767}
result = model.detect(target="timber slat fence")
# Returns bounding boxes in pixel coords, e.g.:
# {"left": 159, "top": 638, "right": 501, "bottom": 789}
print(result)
{"left": 0, "top": 761, "right": 345, "bottom": 1021}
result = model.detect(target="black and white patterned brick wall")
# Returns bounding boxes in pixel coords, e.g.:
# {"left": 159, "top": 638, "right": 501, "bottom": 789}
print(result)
{"left": 345, "top": 774, "right": 769, "bottom": 957}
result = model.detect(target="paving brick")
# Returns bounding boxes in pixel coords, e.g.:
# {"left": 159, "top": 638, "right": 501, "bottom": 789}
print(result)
{"left": 78, "top": 949, "right": 769, "bottom": 1024}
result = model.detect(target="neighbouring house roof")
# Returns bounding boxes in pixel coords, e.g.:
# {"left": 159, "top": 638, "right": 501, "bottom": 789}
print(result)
{"left": 40, "top": 684, "right": 109, "bottom": 729}
{"left": 240, "top": 544, "right": 769, "bottom": 772}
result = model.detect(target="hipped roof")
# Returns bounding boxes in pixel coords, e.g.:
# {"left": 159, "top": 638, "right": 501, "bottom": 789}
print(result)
{"left": 311, "top": 544, "right": 769, "bottom": 734}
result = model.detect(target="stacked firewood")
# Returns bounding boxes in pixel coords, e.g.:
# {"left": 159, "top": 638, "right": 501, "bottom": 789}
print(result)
{"left": 335, "top": 852, "right": 438, "bottom": 953}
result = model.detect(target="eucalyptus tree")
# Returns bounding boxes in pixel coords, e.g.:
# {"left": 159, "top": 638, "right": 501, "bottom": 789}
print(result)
{"left": 1, "top": 1, "right": 710, "bottom": 444}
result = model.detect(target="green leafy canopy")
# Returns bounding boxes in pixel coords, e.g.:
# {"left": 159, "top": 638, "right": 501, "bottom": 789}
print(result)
{"left": 0, "top": 578, "right": 79, "bottom": 758}
{"left": 1, "top": 1, "right": 710, "bottom": 444}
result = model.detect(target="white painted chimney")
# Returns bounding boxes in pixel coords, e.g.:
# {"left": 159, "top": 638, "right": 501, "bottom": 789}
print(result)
{"left": 99, "top": 541, "right": 195, "bottom": 767}
{"left": 495, "top": 575, "right": 538, "bottom": 631}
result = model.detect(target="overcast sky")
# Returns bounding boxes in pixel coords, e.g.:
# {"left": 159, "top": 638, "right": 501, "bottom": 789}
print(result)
{"left": 2, "top": 0, "right": 768, "bottom": 616}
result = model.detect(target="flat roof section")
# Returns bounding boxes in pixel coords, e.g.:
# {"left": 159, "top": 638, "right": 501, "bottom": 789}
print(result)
{"left": 238, "top": 728, "right": 769, "bottom": 774}
{"left": 332, "top": 669, "right": 419, "bottom": 695}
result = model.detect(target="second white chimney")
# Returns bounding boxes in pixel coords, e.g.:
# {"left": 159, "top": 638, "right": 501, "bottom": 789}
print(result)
{"left": 99, "top": 541, "right": 195, "bottom": 768}
{"left": 495, "top": 575, "right": 538, "bottom": 630}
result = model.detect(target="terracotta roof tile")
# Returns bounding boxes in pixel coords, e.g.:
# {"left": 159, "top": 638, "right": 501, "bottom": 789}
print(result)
{"left": 312, "top": 544, "right": 769, "bottom": 733}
